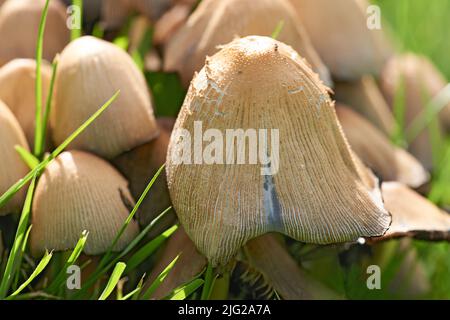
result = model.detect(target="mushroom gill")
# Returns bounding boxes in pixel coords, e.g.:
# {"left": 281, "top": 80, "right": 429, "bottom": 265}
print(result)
{"left": 0, "top": 0, "right": 69, "bottom": 66}
{"left": 288, "top": 0, "right": 392, "bottom": 80}
{"left": 0, "top": 100, "right": 30, "bottom": 216}
{"left": 164, "top": 0, "right": 331, "bottom": 88}
{"left": 166, "top": 36, "right": 391, "bottom": 266}
{"left": 52, "top": 36, "right": 159, "bottom": 159}
{"left": 336, "top": 104, "right": 429, "bottom": 188}
{"left": 30, "top": 150, "right": 139, "bottom": 256}
{"left": 0, "top": 59, "right": 52, "bottom": 149}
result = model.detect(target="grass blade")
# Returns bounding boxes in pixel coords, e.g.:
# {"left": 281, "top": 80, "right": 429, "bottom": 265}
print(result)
{"left": 271, "top": 20, "right": 285, "bottom": 40}
{"left": 165, "top": 279, "right": 204, "bottom": 300}
{"left": 15, "top": 146, "right": 39, "bottom": 170}
{"left": 140, "top": 255, "right": 179, "bottom": 300}
{"left": 124, "top": 224, "right": 178, "bottom": 274}
{"left": 7, "top": 250, "right": 53, "bottom": 299}
{"left": 0, "top": 91, "right": 120, "bottom": 210}
{"left": 0, "top": 178, "right": 36, "bottom": 298}
{"left": 71, "top": 0, "right": 83, "bottom": 40}
{"left": 98, "top": 262, "right": 126, "bottom": 300}
{"left": 200, "top": 263, "right": 214, "bottom": 300}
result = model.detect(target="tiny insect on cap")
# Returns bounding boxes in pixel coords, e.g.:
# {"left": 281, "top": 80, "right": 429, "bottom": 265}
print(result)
{"left": 52, "top": 36, "right": 159, "bottom": 159}
{"left": 166, "top": 36, "right": 391, "bottom": 267}
{"left": 30, "top": 150, "right": 139, "bottom": 257}
{"left": 0, "top": 100, "right": 30, "bottom": 216}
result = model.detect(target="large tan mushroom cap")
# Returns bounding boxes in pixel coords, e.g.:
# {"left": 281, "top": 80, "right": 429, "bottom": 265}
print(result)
{"left": 166, "top": 36, "right": 391, "bottom": 266}
{"left": 374, "top": 182, "right": 450, "bottom": 241}
{"left": 336, "top": 104, "right": 429, "bottom": 188}
{"left": 164, "top": 0, "right": 332, "bottom": 88}
{"left": 289, "top": 0, "right": 392, "bottom": 80}
{"left": 380, "top": 53, "right": 450, "bottom": 169}
{"left": 30, "top": 151, "right": 139, "bottom": 256}
{"left": 334, "top": 76, "right": 396, "bottom": 135}
{"left": 0, "top": 0, "right": 69, "bottom": 66}
{"left": 0, "top": 100, "right": 30, "bottom": 215}
{"left": 0, "top": 59, "right": 52, "bottom": 149}
{"left": 52, "top": 36, "right": 159, "bottom": 159}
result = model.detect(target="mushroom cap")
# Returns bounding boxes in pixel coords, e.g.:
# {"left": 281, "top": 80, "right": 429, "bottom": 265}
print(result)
{"left": 334, "top": 76, "right": 396, "bottom": 136}
{"left": 164, "top": 0, "right": 332, "bottom": 88}
{"left": 0, "top": 59, "right": 53, "bottom": 149}
{"left": 380, "top": 53, "right": 449, "bottom": 168}
{"left": 113, "top": 126, "right": 174, "bottom": 228}
{"left": 0, "top": 0, "right": 69, "bottom": 66}
{"left": 0, "top": 100, "right": 30, "bottom": 215}
{"left": 336, "top": 104, "right": 429, "bottom": 188}
{"left": 166, "top": 36, "right": 391, "bottom": 266}
{"left": 52, "top": 36, "right": 159, "bottom": 159}
{"left": 373, "top": 182, "right": 450, "bottom": 242}
{"left": 289, "top": 0, "right": 392, "bottom": 80}
{"left": 30, "top": 150, "right": 139, "bottom": 256}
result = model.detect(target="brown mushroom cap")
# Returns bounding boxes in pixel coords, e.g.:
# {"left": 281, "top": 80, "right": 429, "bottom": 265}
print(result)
{"left": 0, "top": 100, "right": 30, "bottom": 215}
{"left": 334, "top": 76, "right": 396, "bottom": 135}
{"left": 164, "top": 0, "right": 332, "bottom": 88}
{"left": 166, "top": 36, "right": 391, "bottom": 266}
{"left": 0, "top": 0, "right": 69, "bottom": 66}
{"left": 336, "top": 104, "right": 429, "bottom": 188}
{"left": 0, "top": 59, "right": 52, "bottom": 149}
{"left": 289, "top": 0, "right": 392, "bottom": 80}
{"left": 373, "top": 182, "right": 450, "bottom": 242}
{"left": 30, "top": 150, "right": 139, "bottom": 256}
{"left": 379, "top": 53, "right": 449, "bottom": 168}
{"left": 52, "top": 36, "right": 159, "bottom": 159}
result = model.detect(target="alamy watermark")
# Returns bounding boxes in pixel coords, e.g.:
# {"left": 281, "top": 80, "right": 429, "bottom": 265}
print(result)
{"left": 66, "top": 5, "right": 81, "bottom": 30}
{"left": 367, "top": 4, "right": 382, "bottom": 30}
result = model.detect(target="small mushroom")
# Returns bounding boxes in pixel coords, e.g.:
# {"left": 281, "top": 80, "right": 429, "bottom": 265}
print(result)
{"left": 164, "top": 0, "right": 332, "bottom": 88}
{"left": 166, "top": 36, "right": 391, "bottom": 266}
{"left": 380, "top": 53, "right": 450, "bottom": 169}
{"left": 30, "top": 150, "right": 139, "bottom": 256}
{"left": 371, "top": 182, "right": 450, "bottom": 242}
{"left": 289, "top": 0, "right": 392, "bottom": 80}
{"left": 334, "top": 75, "right": 396, "bottom": 135}
{"left": 0, "top": 59, "right": 53, "bottom": 149}
{"left": 113, "top": 121, "right": 174, "bottom": 229}
{"left": 153, "top": 2, "right": 191, "bottom": 46}
{"left": 0, "top": 100, "right": 30, "bottom": 216}
{"left": 0, "top": 0, "right": 69, "bottom": 66}
{"left": 52, "top": 36, "right": 159, "bottom": 159}
{"left": 336, "top": 104, "right": 429, "bottom": 188}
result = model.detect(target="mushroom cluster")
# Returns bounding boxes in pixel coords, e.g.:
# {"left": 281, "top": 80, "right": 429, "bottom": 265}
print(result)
{"left": 0, "top": 0, "right": 448, "bottom": 301}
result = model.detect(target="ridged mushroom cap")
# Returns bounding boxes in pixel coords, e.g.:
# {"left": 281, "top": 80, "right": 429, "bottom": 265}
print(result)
{"left": 289, "top": 0, "right": 392, "bottom": 80}
{"left": 373, "top": 182, "right": 450, "bottom": 242}
{"left": 334, "top": 76, "right": 396, "bottom": 135}
{"left": 164, "top": 0, "right": 331, "bottom": 88}
{"left": 0, "top": 59, "right": 52, "bottom": 149}
{"left": 0, "top": 0, "right": 69, "bottom": 66}
{"left": 336, "top": 104, "right": 429, "bottom": 188}
{"left": 30, "top": 151, "right": 139, "bottom": 256}
{"left": 380, "top": 53, "right": 449, "bottom": 168}
{"left": 52, "top": 36, "right": 159, "bottom": 159}
{"left": 166, "top": 36, "right": 391, "bottom": 266}
{"left": 0, "top": 100, "right": 30, "bottom": 215}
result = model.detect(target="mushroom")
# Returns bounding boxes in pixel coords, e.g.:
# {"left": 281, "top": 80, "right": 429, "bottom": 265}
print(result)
{"left": 335, "top": 104, "right": 429, "bottom": 188}
{"left": 30, "top": 150, "right": 139, "bottom": 256}
{"left": 0, "top": 0, "right": 69, "bottom": 66}
{"left": 113, "top": 121, "right": 174, "bottom": 229}
{"left": 52, "top": 36, "right": 159, "bottom": 159}
{"left": 0, "top": 100, "right": 30, "bottom": 216}
{"left": 288, "top": 0, "right": 392, "bottom": 80}
{"left": 166, "top": 36, "right": 391, "bottom": 267}
{"left": 379, "top": 53, "right": 450, "bottom": 169}
{"left": 371, "top": 182, "right": 450, "bottom": 242}
{"left": 334, "top": 75, "right": 396, "bottom": 135}
{"left": 153, "top": 2, "right": 191, "bottom": 46}
{"left": 143, "top": 226, "right": 207, "bottom": 299}
{"left": 163, "top": 0, "right": 332, "bottom": 88}
{"left": 0, "top": 59, "right": 53, "bottom": 149}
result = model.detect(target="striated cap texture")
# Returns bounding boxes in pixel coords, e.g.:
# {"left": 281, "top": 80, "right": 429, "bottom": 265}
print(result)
{"left": 30, "top": 150, "right": 139, "bottom": 256}
{"left": 166, "top": 36, "right": 391, "bottom": 266}
{"left": 52, "top": 36, "right": 159, "bottom": 159}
